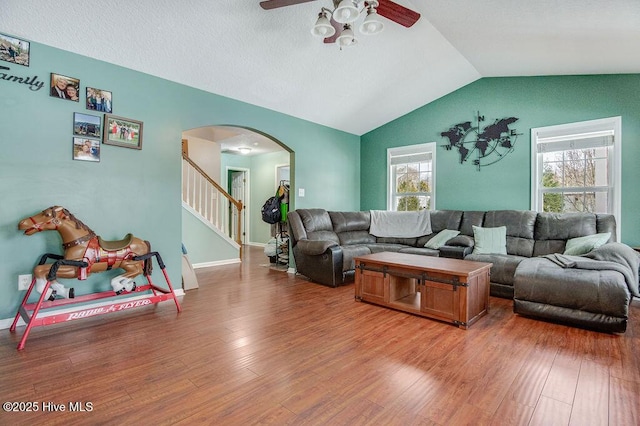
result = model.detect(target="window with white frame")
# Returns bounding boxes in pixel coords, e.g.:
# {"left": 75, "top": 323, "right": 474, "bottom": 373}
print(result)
{"left": 531, "top": 117, "right": 621, "bottom": 235}
{"left": 387, "top": 143, "right": 436, "bottom": 211}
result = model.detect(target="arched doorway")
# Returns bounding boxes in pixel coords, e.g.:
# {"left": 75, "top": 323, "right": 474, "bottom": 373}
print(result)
{"left": 181, "top": 125, "right": 294, "bottom": 267}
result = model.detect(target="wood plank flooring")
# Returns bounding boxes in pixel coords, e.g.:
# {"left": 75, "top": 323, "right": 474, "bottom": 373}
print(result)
{"left": 0, "top": 246, "right": 638, "bottom": 425}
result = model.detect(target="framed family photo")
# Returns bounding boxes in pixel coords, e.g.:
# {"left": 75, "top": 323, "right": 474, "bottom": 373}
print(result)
{"left": 73, "top": 138, "right": 100, "bottom": 162}
{"left": 103, "top": 114, "right": 143, "bottom": 150}
{"left": 50, "top": 73, "right": 80, "bottom": 102}
{"left": 73, "top": 112, "right": 101, "bottom": 138}
{"left": 86, "top": 87, "right": 113, "bottom": 113}
{"left": 0, "top": 32, "right": 30, "bottom": 67}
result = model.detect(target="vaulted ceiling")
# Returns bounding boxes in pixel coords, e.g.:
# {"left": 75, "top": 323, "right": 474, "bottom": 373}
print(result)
{"left": 3, "top": 0, "right": 639, "bottom": 136}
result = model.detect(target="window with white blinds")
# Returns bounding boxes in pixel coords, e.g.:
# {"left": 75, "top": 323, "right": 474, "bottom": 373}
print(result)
{"left": 387, "top": 143, "right": 436, "bottom": 211}
{"left": 531, "top": 117, "right": 621, "bottom": 237}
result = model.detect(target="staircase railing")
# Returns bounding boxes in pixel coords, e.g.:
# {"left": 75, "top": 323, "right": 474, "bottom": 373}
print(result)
{"left": 182, "top": 154, "right": 243, "bottom": 256}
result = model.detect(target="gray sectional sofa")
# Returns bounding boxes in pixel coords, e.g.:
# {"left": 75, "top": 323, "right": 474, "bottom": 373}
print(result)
{"left": 287, "top": 208, "right": 640, "bottom": 332}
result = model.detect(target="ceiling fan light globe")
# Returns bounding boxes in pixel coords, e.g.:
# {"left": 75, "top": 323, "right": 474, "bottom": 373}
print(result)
{"left": 359, "top": 9, "right": 384, "bottom": 35}
{"left": 311, "top": 11, "right": 336, "bottom": 37}
{"left": 333, "top": 0, "right": 359, "bottom": 24}
{"left": 337, "top": 25, "right": 357, "bottom": 47}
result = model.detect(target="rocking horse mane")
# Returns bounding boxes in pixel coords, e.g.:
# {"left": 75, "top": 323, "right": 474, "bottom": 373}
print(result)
{"left": 50, "top": 206, "right": 95, "bottom": 234}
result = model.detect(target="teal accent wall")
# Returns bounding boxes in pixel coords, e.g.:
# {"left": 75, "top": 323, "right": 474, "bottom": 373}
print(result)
{"left": 361, "top": 75, "right": 640, "bottom": 246}
{"left": 0, "top": 40, "right": 359, "bottom": 321}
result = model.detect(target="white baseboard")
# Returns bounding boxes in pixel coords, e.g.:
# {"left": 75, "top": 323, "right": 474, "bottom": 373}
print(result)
{"left": 0, "top": 289, "right": 185, "bottom": 331}
{"left": 287, "top": 267, "right": 296, "bottom": 274}
{"left": 193, "top": 259, "right": 241, "bottom": 269}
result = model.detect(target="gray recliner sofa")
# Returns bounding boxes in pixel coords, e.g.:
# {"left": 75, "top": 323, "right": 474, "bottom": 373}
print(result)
{"left": 287, "top": 208, "right": 639, "bottom": 332}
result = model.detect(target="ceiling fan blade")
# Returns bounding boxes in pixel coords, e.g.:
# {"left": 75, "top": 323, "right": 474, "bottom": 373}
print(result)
{"left": 260, "top": 0, "right": 316, "bottom": 10}
{"left": 323, "top": 17, "right": 342, "bottom": 44}
{"left": 376, "top": 0, "right": 420, "bottom": 28}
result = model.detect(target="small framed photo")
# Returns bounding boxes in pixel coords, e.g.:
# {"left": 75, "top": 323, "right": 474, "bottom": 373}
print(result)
{"left": 0, "top": 32, "right": 30, "bottom": 67}
{"left": 73, "top": 112, "right": 101, "bottom": 138}
{"left": 73, "top": 138, "right": 100, "bottom": 162}
{"left": 50, "top": 73, "right": 80, "bottom": 102}
{"left": 86, "top": 87, "right": 113, "bottom": 113}
{"left": 103, "top": 114, "right": 143, "bottom": 150}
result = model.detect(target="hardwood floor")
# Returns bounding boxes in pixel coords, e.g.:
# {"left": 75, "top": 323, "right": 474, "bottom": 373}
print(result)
{"left": 1, "top": 246, "right": 638, "bottom": 425}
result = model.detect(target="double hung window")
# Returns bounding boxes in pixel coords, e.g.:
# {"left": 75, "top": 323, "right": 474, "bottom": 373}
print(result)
{"left": 531, "top": 117, "right": 621, "bottom": 237}
{"left": 387, "top": 143, "right": 436, "bottom": 211}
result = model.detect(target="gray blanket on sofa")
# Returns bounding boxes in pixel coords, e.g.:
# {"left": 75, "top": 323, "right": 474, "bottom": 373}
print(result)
{"left": 542, "top": 242, "right": 640, "bottom": 297}
{"left": 369, "top": 210, "right": 432, "bottom": 238}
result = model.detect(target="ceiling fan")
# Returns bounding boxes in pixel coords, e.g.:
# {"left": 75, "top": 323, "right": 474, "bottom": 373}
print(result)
{"left": 259, "top": 0, "right": 420, "bottom": 46}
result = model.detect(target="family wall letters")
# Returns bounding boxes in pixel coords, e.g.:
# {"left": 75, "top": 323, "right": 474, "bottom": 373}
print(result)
{"left": 0, "top": 65, "right": 44, "bottom": 91}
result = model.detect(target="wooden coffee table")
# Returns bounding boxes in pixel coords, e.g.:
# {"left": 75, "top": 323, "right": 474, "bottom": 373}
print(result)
{"left": 354, "top": 252, "right": 493, "bottom": 329}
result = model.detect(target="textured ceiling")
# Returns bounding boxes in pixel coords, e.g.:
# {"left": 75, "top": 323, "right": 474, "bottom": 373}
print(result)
{"left": 183, "top": 126, "right": 283, "bottom": 156}
{"left": 2, "top": 0, "right": 639, "bottom": 137}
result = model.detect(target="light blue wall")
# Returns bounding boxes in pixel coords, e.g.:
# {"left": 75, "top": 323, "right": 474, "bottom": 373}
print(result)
{"left": 0, "top": 40, "right": 360, "bottom": 321}
{"left": 181, "top": 207, "right": 238, "bottom": 264}
{"left": 221, "top": 150, "right": 291, "bottom": 247}
{"left": 361, "top": 75, "right": 640, "bottom": 246}
{"left": 250, "top": 151, "right": 291, "bottom": 245}
{"left": 221, "top": 152, "right": 252, "bottom": 179}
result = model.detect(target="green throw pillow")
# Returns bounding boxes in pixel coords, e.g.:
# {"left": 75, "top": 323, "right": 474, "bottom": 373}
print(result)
{"left": 472, "top": 226, "right": 507, "bottom": 255}
{"left": 563, "top": 232, "right": 611, "bottom": 256}
{"left": 424, "top": 229, "right": 460, "bottom": 249}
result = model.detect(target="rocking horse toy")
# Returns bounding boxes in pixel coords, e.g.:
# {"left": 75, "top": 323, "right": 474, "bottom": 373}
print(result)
{"left": 18, "top": 206, "right": 151, "bottom": 299}
{"left": 10, "top": 206, "right": 181, "bottom": 350}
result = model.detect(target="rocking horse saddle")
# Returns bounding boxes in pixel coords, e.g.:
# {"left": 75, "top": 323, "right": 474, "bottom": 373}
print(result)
{"left": 98, "top": 233, "right": 134, "bottom": 251}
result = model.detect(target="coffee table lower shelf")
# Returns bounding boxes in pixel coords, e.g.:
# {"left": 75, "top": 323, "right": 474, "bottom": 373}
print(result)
{"left": 354, "top": 252, "right": 492, "bottom": 329}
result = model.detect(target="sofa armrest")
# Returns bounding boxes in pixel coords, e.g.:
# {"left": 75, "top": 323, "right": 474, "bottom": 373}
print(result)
{"left": 439, "top": 245, "right": 473, "bottom": 259}
{"left": 296, "top": 239, "right": 339, "bottom": 256}
{"left": 292, "top": 244, "right": 344, "bottom": 287}
{"left": 446, "top": 235, "right": 475, "bottom": 247}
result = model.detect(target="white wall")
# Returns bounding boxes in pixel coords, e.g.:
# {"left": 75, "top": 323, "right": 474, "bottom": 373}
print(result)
{"left": 186, "top": 136, "right": 221, "bottom": 181}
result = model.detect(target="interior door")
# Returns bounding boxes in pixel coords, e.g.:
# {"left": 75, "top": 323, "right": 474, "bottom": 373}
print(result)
{"left": 230, "top": 170, "right": 247, "bottom": 244}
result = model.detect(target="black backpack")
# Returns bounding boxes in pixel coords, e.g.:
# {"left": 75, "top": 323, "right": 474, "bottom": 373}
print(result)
{"left": 261, "top": 196, "right": 281, "bottom": 224}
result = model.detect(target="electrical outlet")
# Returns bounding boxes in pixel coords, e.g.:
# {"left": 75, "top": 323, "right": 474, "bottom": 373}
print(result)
{"left": 18, "top": 274, "right": 32, "bottom": 291}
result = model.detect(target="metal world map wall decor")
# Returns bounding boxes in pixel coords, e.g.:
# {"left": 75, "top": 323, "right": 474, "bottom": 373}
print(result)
{"left": 440, "top": 112, "right": 521, "bottom": 171}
